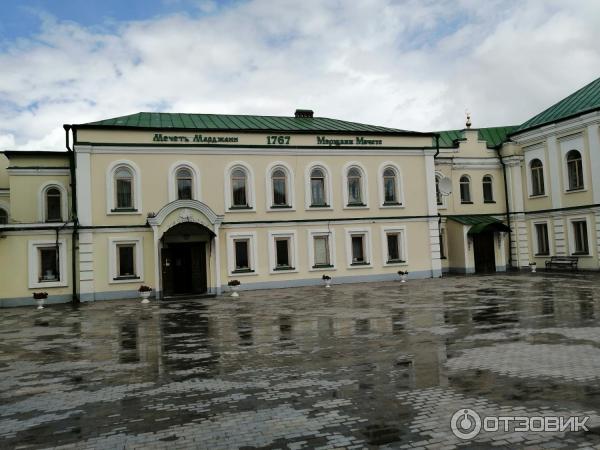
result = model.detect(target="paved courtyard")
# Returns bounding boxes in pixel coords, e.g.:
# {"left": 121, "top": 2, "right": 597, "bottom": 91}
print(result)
{"left": 3, "top": 273, "right": 600, "bottom": 449}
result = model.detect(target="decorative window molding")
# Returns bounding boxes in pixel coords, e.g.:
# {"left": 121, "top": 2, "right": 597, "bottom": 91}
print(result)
{"left": 524, "top": 145, "right": 548, "bottom": 197}
{"left": 434, "top": 171, "right": 447, "bottom": 209}
{"left": 226, "top": 231, "right": 258, "bottom": 275}
{"left": 532, "top": 220, "right": 551, "bottom": 256}
{"left": 378, "top": 162, "right": 404, "bottom": 208}
{"left": 37, "top": 181, "right": 68, "bottom": 223}
{"left": 559, "top": 135, "right": 586, "bottom": 194}
{"left": 265, "top": 161, "right": 295, "bottom": 211}
{"left": 267, "top": 229, "right": 298, "bottom": 274}
{"left": 342, "top": 161, "right": 369, "bottom": 209}
{"left": 108, "top": 237, "right": 144, "bottom": 284}
{"left": 168, "top": 161, "right": 201, "bottom": 202}
{"left": 304, "top": 162, "right": 333, "bottom": 210}
{"left": 106, "top": 160, "right": 142, "bottom": 215}
{"left": 307, "top": 229, "right": 336, "bottom": 271}
{"left": 28, "top": 239, "right": 68, "bottom": 288}
{"left": 567, "top": 216, "right": 592, "bottom": 256}
{"left": 344, "top": 227, "right": 373, "bottom": 268}
{"left": 224, "top": 161, "right": 255, "bottom": 212}
{"left": 381, "top": 226, "right": 408, "bottom": 266}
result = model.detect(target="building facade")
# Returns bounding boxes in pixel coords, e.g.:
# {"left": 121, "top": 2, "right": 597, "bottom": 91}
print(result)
{"left": 1, "top": 77, "right": 599, "bottom": 306}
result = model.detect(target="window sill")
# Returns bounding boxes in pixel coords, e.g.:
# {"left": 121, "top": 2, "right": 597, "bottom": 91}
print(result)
{"left": 267, "top": 206, "right": 296, "bottom": 212}
{"left": 111, "top": 275, "right": 141, "bottom": 284}
{"left": 460, "top": 201, "right": 473, "bottom": 204}
{"left": 528, "top": 194, "right": 547, "bottom": 199}
{"left": 307, "top": 205, "right": 333, "bottom": 211}
{"left": 571, "top": 252, "right": 590, "bottom": 256}
{"left": 349, "top": 262, "right": 371, "bottom": 268}
{"left": 565, "top": 188, "right": 586, "bottom": 194}
{"left": 272, "top": 266, "right": 296, "bottom": 273}
{"left": 386, "top": 259, "right": 406, "bottom": 265}
{"left": 229, "top": 206, "right": 253, "bottom": 211}
{"left": 109, "top": 209, "right": 141, "bottom": 215}
{"left": 270, "top": 205, "right": 292, "bottom": 209}
{"left": 534, "top": 253, "right": 550, "bottom": 257}
{"left": 29, "top": 279, "right": 67, "bottom": 289}
{"left": 483, "top": 201, "right": 496, "bottom": 204}
{"left": 381, "top": 203, "right": 404, "bottom": 209}
{"left": 231, "top": 269, "right": 257, "bottom": 276}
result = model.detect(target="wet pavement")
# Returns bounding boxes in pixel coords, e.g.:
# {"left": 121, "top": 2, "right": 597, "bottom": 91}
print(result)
{"left": 2, "top": 273, "right": 600, "bottom": 449}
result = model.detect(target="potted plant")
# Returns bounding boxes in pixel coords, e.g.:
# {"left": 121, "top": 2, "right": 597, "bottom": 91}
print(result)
{"left": 397, "top": 270, "right": 409, "bottom": 283}
{"left": 33, "top": 292, "right": 48, "bottom": 310}
{"left": 228, "top": 279, "right": 241, "bottom": 297}
{"left": 529, "top": 262, "right": 537, "bottom": 273}
{"left": 138, "top": 285, "right": 152, "bottom": 303}
{"left": 322, "top": 274, "right": 332, "bottom": 288}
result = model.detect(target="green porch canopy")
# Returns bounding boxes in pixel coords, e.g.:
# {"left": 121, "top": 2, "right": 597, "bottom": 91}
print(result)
{"left": 447, "top": 215, "right": 511, "bottom": 235}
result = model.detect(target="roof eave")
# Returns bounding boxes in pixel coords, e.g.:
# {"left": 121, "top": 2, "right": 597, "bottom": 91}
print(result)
{"left": 510, "top": 106, "right": 600, "bottom": 138}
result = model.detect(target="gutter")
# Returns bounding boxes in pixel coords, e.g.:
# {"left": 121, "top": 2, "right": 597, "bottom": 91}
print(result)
{"left": 495, "top": 144, "right": 513, "bottom": 269}
{"left": 64, "top": 125, "right": 79, "bottom": 303}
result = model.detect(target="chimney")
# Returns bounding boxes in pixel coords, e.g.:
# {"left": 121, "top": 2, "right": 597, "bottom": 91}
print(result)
{"left": 294, "top": 109, "right": 314, "bottom": 118}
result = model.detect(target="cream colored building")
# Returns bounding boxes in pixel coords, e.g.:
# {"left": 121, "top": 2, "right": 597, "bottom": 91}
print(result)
{"left": 1, "top": 76, "right": 599, "bottom": 307}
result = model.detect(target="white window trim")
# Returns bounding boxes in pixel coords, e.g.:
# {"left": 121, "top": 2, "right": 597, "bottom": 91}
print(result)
{"left": 168, "top": 161, "right": 201, "bottom": 202}
{"left": 224, "top": 161, "right": 256, "bottom": 212}
{"left": 38, "top": 181, "right": 68, "bottom": 222}
{"left": 380, "top": 226, "right": 408, "bottom": 267}
{"left": 562, "top": 148, "right": 587, "bottom": 194}
{"left": 28, "top": 239, "right": 68, "bottom": 288}
{"left": 482, "top": 174, "right": 495, "bottom": 203}
{"left": 267, "top": 229, "right": 299, "bottom": 274}
{"left": 531, "top": 220, "right": 552, "bottom": 256}
{"left": 108, "top": 237, "right": 144, "bottom": 284}
{"left": 567, "top": 216, "right": 593, "bottom": 257}
{"left": 304, "top": 162, "right": 333, "bottom": 210}
{"left": 344, "top": 227, "right": 373, "bottom": 268}
{"left": 265, "top": 161, "right": 295, "bottom": 212}
{"left": 307, "top": 229, "right": 337, "bottom": 271}
{"left": 226, "top": 231, "right": 258, "bottom": 276}
{"left": 435, "top": 171, "right": 447, "bottom": 209}
{"left": 106, "top": 160, "right": 143, "bottom": 215}
{"left": 342, "top": 162, "right": 369, "bottom": 209}
{"left": 524, "top": 147, "right": 549, "bottom": 198}
{"left": 378, "top": 162, "right": 404, "bottom": 208}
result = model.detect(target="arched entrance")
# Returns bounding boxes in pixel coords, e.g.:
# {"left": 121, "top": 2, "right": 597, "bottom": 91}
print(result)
{"left": 160, "top": 222, "right": 214, "bottom": 297}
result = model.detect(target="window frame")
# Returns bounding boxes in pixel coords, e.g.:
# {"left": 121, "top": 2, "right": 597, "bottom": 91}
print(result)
{"left": 342, "top": 162, "right": 369, "bottom": 209}
{"left": 378, "top": 162, "right": 404, "bottom": 208}
{"left": 532, "top": 221, "right": 551, "bottom": 256}
{"left": 106, "top": 160, "right": 142, "bottom": 215}
{"left": 267, "top": 230, "right": 298, "bottom": 274}
{"left": 459, "top": 175, "right": 472, "bottom": 204}
{"left": 304, "top": 162, "right": 333, "bottom": 210}
{"left": 482, "top": 175, "right": 494, "bottom": 203}
{"left": 530, "top": 159, "right": 546, "bottom": 197}
{"left": 381, "top": 226, "right": 408, "bottom": 266}
{"left": 108, "top": 237, "right": 144, "bottom": 284}
{"left": 168, "top": 161, "right": 201, "bottom": 202}
{"left": 568, "top": 217, "right": 591, "bottom": 256}
{"left": 565, "top": 149, "right": 584, "bottom": 192}
{"left": 265, "top": 162, "right": 295, "bottom": 211}
{"left": 226, "top": 231, "right": 258, "bottom": 276}
{"left": 307, "top": 229, "right": 336, "bottom": 271}
{"left": 28, "top": 239, "right": 68, "bottom": 288}
{"left": 38, "top": 182, "right": 68, "bottom": 223}
{"left": 345, "top": 227, "right": 372, "bottom": 268}
{"left": 225, "top": 162, "right": 255, "bottom": 212}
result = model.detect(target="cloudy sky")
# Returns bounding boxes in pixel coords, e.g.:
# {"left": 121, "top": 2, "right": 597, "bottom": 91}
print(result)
{"left": 1, "top": 0, "right": 599, "bottom": 150}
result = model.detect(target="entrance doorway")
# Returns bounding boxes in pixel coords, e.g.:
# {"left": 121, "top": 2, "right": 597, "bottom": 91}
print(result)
{"left": 160, "top": 222, "right": 212, "bottom": 297}
{"left": 473, "top": 232, "right": 496, "bottom": 273}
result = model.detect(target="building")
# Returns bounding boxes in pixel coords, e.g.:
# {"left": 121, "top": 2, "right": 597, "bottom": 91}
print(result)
{"left": 0, "top": 76, "right": 599, "bottom": 306}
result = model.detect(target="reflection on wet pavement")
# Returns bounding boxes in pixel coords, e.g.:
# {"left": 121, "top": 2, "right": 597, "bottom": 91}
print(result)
{"left": 2, "top": 273, "right": 600, "bottom": 448}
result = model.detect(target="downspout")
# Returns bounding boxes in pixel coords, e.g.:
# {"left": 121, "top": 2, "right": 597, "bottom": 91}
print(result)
{"left": 495, "top": 144, "right": 513, "bottom": 269}
{"left": 64, "top": 125, "right": 79, "bottom": 303}
{"left": 433, "top": 134, "right": 444, "bottom": 270}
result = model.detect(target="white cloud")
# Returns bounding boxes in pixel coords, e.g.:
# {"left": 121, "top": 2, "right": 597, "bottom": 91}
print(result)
{"left": 0, "top": 0, "right": 599, "bottom": 149}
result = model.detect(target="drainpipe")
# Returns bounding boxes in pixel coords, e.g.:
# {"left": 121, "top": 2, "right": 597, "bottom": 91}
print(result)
{"left": 433, "top": 134, "right": 444, "bottom": 265}
{"left": 64, "top": 125, "right": 79, "bottom": 303}
{"left": 495, "top": 144, "right": 513, "bottom": 269}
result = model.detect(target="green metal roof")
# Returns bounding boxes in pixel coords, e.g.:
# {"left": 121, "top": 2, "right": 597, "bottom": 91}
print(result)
{"left": 447, "top": 215, "right": 510, "bottom": 235}
{"left": 514, "top": 76, "right": 600, "bottom": 134}
{"left": 79, "top": 112, "right": 426, "bottom": 135}
{"left": 435, "top": 126, "right": 517, "bottom": 149}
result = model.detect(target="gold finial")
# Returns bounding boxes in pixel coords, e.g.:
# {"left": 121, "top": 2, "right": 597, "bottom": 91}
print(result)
{"left": 465, "top": 110, "right": 472, "bottom": 129}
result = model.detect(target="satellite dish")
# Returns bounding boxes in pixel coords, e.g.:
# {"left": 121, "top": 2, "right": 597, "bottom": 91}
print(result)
{"left": 439, "top": 177, "right": 452, "bottom": 195}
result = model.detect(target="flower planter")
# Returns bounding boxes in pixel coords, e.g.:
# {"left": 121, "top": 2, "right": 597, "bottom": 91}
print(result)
{"left": 400, "top": 274, "right": 407, "bottom": 283}
{"left": 36, "top": 298, "right": 45, "bottom": 310}
{"left": 530, "top": 263, "right": 537, "bottom": 273}
{"left": 230, "top": 285, "right": 240, "bottom": 297}
{"left": 140, "top": 291, "right": 151, "bottom": 304}
{"left": 323, "top": 278, "right": 332, "bottom": 288}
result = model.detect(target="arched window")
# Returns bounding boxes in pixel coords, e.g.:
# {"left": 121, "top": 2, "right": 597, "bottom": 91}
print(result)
{"left": 482, "top": 175, "right": 494, "bottom": 203}
{"left": 530, "top": 159, "right": 545, "bottom": 196}
{"left": 231, "top": 168, "right": 248, "bottom": 207}
{"left": 271, "top": 168, "right": 288, "bottom": 206}
{"left": 566, "top": 150, "right": 583, "bottom": 191}
{"left": 347, "top": 167, "right": 363, "bottom": 205}
{"left": 310, "top": 168, "right": 327, "bottom": 207}
{"left": 176, "top": 167, "right": 193, "bottom": 200}
{"left": 435, "top": 175, "right": 443, "bottom": 206}
{"left": 45, "top": 187, "right": 62, "bottom": 222}
{"left": 0, "top": 208, "right": 7, "bottom": 224}
{"left": 459, "top": 175, "right": 471, "bottom": 203}
{"left": 383, "top": 167, "right": 398, "bottom": 204}
{"left": 115, "top": 166, "right": 134, "bottom": 209}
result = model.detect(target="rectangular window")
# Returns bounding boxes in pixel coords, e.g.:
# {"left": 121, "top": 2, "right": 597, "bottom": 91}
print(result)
{"left": 311, "top": 179, "right": 326, "bottom": 206}
{"left": 275, "top": 238, "right": 291, "bottom": 269}
{"left": 351, "top": 235, "right": 366, "bottom": 264}
{"left": 535, "top": 223, "right": 549, "bottom": 255}
{"left": 117, "top": 244, "right": 136, "bottom": 278}
{"left": 386, "top": 233, "right": 401, "bottom": 262}
{"left": 572, "top": 220, "right": 589, "bottom": 255}
{"left": 384, "top": 178, "right": 396, "bottom": 203}
{"left": 177, "top": 179, "right": 192, "bottom": 200}
{"left": 116, "top": 179, "right": 133, "bottom": 209}
{"left": 39, "top": 247, "right": 58, "bottom": 282}
{"left": 273, "top": 179, "right": 287, "bottom": 206}
{"left": 460, "top": 182, "right": 471, "bottom": 203}
{"left": 313, "top": 235, "right": 331, "bottom": 267}
{"left": 46, "top": 195, "right": 62, "bottom": 222}
{"left": 234, "top": 239, "right": 250, "bottom": 271}
{"left": 483, "top": 181, "right": 494, "bottom": 203}
{"left": 348, "top": 180, "right": 362, "bottom": 205}
{"left": 232, "top": 180, "right": 247, "bottom": 207}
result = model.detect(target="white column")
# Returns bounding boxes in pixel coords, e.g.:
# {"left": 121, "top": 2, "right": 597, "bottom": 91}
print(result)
{"left": 587, "top": 124, "right": 600, "bottom": 203}
{"left": 78, "top": 231, "right": 95, "bottom": 301}
{"left": 152, "top": 226, "right": 161, "bottom": 299}
{"left": 504, "top": 156, "right": 529, "bottom": 268}
{"left": 75, "top": 148, "right": 93, "bottom": 226}
{"left": 546, "top": 136, "right": 562, "bottom": 209}
{"left": 214, "top": 225, "right": 222, "bottom": 294}
{"left": 424, "top": 153, "right": 441, "bottom": 276}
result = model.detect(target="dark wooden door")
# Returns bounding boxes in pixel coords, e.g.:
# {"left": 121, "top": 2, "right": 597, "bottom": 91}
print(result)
{"left": 161, "top": 248, "right": 174, "bottom": 296}
{"left": 474, "top": 232, "right": 496, "bottom": 274}
{"left": 162, "top": 243, "right": 207, "bottom": 296}
{"left": 172, "top": 244, "right": 193, "bottom": 294}
{"left": 191, "top": 242, "right": 207, "bottom": 294}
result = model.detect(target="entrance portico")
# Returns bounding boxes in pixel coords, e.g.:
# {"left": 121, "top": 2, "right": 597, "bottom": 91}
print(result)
{"left": 148, "top": 200, "right": 224, "bottom": 299}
